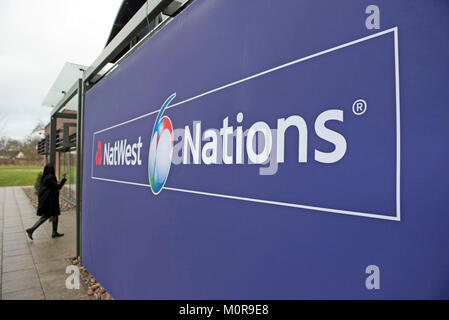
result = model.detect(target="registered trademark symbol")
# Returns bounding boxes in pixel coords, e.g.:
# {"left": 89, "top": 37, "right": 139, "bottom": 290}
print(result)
{"left": 352, "top": 99, "right": 367, "bottom": 115}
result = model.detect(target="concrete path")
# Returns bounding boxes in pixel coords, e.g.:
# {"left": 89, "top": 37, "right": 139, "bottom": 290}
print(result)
{"left": 0, "top": 187, "right": 92, "bottom": 300}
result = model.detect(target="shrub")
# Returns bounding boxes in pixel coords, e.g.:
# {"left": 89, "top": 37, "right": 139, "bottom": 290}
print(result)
{"left": 34, "top": 172, "right": 42, "bottom": 195}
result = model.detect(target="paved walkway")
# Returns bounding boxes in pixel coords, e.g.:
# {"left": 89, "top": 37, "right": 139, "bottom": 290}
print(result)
{"left": 0, "top": 186, "right": 92, "bottom": 300}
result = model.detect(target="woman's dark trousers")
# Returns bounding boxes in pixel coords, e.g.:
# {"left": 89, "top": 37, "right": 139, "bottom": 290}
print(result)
{"left": 28, "top": 216, "right": 59, "bottom": 233}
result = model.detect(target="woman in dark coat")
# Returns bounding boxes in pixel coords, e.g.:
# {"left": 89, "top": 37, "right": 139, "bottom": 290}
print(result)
{"left": 26, "top": 163, "right": 66, "bottom": 240}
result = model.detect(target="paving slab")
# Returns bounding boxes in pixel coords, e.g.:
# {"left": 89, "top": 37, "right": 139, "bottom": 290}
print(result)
{"left": 2, "top": 286, "right": 45, "bottom": 300}
{"left": 3, "top": 247, "right": 31, "bottom": 258}
{"left": 2, "top": 254, "right": 35, "bottom": 273}
{"left": 35, "top": 257, "right": 69, "bottom": 274}
{"left": 2, "top": 274, "right": 42, "bottom": 294}
{"left": 2, "top": 268, "right": 39, "bottom": 283}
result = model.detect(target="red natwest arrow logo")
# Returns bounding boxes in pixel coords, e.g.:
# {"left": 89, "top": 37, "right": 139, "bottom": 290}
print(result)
{"left": 95, "top": 141, "right": 102, "bottom": 165}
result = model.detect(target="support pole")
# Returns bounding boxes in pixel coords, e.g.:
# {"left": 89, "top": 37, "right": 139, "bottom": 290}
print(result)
{"left": 75, "top": 78, "right": 84, "bottom": 260}
{"left": 50, "top": 116, "right": 57, "bottom": 165}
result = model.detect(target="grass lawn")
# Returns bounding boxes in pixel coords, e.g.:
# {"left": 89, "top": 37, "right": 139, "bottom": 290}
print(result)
{"left": 0, "top": 166, "right": 42, "bottom": 187}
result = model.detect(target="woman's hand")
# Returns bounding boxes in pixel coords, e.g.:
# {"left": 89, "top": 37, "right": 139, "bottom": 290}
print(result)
{"left": 62, "top": 172, "right": 67, "bottom": 179}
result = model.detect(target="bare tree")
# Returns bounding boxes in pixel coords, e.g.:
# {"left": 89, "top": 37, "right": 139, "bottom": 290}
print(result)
{"left": 0, "top": 138, "right": 21, "bottom": 159}
{"left": 31, "top": 120, "right": 45, "bottom": 135}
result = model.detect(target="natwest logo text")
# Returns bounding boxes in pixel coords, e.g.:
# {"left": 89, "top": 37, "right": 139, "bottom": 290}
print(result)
{"left": 99, "top": 137, "right": 143, "bottom": 166}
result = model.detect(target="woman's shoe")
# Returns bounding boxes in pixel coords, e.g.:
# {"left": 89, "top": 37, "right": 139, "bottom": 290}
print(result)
{"left": 52, "top": 232, "right": 64, "bottom": 238}
{"left": 26, "top": 228, "right": 33, "bottom": 240}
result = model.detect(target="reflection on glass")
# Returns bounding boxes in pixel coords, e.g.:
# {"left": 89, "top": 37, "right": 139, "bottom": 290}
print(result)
{"left": 59, "top": 148, "right": 77, "bottom": 202}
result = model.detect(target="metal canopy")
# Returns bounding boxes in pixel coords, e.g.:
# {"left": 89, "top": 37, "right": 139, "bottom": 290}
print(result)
{"left": 42, "top": 62, "right": 86, "bottom": 109}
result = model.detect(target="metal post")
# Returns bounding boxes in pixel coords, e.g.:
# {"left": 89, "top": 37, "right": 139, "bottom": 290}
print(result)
{"left": 75, "top": 78, "right": 84, "bottom": 260}
{"left": 50, "top": 116, "right": 57, "bottom": 164}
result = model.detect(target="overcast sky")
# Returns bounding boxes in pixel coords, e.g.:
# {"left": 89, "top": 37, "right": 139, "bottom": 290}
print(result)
{"left": 0, "top": 0, "right": 122, "bottom": 140}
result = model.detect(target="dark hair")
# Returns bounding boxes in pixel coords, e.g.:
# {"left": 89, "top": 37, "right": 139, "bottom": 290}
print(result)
{"left": 42, "top": 163, "right": 55, "bottom": 182}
